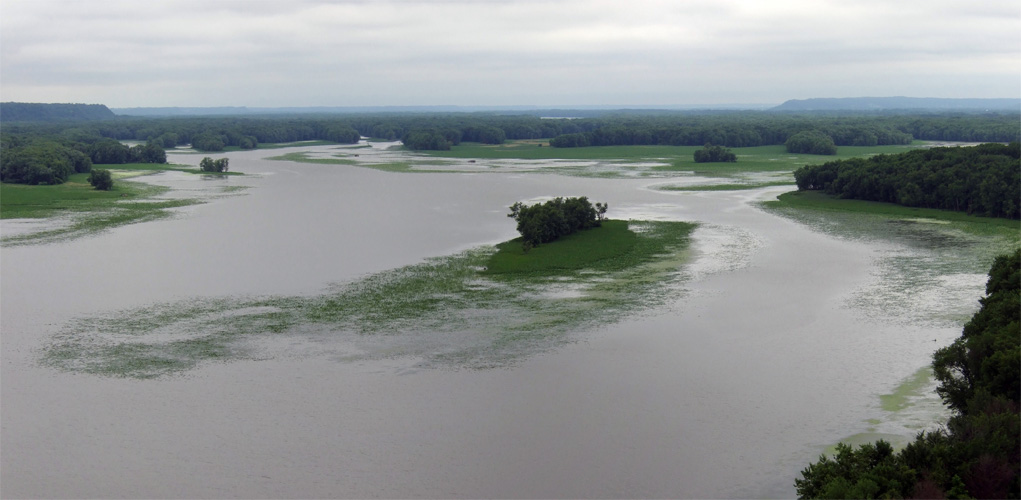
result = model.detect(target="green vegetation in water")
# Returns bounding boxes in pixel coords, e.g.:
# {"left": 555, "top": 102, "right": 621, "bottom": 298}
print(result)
{"left": 1, "top": 173, "right": 199, "bottom": 246}
{"left": 765, "top": 191, "right": 1020, "bottom": 236}
{"left": 879, "top": 366, "right": 934, "bottom": 413}
{"left": 795, "top": 251, "right": 1020, "bottom": 500}
{"left": 267, "top": 151, "right": 440, "bottom": 173}
{"left": 659, "top": 180, "right": 794, "bottom": 192}
{"left": 271, "top": 141, "right": 925, "bottom": 180}
{"left": 764, "top": 190, "right": 1019, "bottom": 327}
{"left": 0, "top": 160, "right": 253, "bottom": 245}
{"left": 42, "top": 220, "right": 697, "bottom": 378}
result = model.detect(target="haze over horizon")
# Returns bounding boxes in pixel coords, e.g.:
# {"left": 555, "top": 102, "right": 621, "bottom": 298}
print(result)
{"left": 1, "top": 0, "right": 1018, "bottom": 109}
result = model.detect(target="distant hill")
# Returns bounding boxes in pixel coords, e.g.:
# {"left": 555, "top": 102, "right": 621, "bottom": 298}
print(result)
{"left": 774, "top": 97, "right": 1021, "bottom": 112}
{"left": 0, "top": 102, "right": 117, "bottom": 122}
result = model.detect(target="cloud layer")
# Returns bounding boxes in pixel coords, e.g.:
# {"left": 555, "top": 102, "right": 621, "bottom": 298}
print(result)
{"left": 2, "top": 0, "right": 1018, "bottom": 107}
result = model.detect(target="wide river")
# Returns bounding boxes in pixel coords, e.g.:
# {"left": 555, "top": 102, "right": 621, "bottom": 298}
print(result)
{"left": 1, "top": 144, "right": 984, "bottom": 498}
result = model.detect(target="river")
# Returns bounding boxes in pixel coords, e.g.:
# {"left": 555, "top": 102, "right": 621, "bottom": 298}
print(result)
{"left": 0, "top": 143, "right": 989, "bottom": 498}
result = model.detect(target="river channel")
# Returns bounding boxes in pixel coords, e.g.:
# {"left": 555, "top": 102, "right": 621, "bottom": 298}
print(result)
{"left": 0, "top": 143, "right": 1000, "bottom": 498}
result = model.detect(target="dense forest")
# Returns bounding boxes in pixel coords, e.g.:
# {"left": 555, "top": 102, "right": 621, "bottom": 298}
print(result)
{"left": 796, "top": 249, "right": 1020, "bottom": 499}
{"left": 794, "top": 142, "right": 1020, "bottom": 219}
{"left": 2, "top": 108, "right": 1019, "bottom": 184}
{"left": 545, "top": 113, "right": 1019, "bottom": 149}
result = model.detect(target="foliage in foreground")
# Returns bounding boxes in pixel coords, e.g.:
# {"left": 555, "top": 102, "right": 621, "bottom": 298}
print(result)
{"left": 796, "top": 250, "right": 1020, "bottom": 499}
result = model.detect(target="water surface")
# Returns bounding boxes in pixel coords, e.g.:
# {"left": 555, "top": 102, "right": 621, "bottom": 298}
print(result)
{"left": 0, "top": 144, "right": 998, "bottom": 498}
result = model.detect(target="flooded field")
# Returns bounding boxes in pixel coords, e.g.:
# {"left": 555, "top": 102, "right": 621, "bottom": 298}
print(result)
{"left": 1, "top": 142, "right": 1013, "bottom": 498}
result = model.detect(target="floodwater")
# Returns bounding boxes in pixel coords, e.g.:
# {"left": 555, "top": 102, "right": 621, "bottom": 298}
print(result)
{"left": 0, "top": 143, "right": 997, "bottom": 498}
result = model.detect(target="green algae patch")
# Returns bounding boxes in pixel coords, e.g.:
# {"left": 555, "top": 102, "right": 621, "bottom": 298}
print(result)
{"left": 880, "top": 366, "right": 934, "bottom": 412}
{"left": 43, "top": 220, "right": 697, "bottom": 378}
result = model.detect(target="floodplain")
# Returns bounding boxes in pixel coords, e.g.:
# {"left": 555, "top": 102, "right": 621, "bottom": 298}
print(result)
{"left": 1, "top": 139, "right": 1016, "bottom": 498}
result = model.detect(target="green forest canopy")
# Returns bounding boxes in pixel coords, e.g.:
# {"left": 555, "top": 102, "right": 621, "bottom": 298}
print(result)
{"left": 3, "top": 108, "right": 1020, "bottom": 183}
{"left": 794, "top": 142, "right": 1020, "bottom": 219}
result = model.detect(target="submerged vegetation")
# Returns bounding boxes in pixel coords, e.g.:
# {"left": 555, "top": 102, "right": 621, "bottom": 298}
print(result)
{"left": 43, "top": 220, "right": 697, "bottom": 378}
{"left": 796, "top": 250, "right": 1020, "bottom": 499}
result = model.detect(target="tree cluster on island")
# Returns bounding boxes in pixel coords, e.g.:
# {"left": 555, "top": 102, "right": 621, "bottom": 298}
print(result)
{"left": 796, "top": 249, "right": 1020, "bottom": 499}
{"left": 794, "top": 142, "right": 1020, "bottom": 219}
{"left": 199, "top": 157, "right": 229, "bottom": 173}
{"left": 693, "top": 143, "right": 737, "bottom": 163}
{"left": 507, "top": 197, "right": 608, "bottom": 251}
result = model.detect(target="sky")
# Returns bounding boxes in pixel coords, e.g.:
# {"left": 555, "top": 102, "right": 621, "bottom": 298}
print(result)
{"left": 1, "top": 0, "right": 1019, "bottom": 108}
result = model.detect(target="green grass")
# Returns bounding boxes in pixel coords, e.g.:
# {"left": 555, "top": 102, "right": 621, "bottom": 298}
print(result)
{"left": 425, "top": 141, "right": 924, "bottom": 166}
{"left": 1, "top": 171, "right": 209, "bottom": 245}
{"left": 1, "top": 173, "right": 153, "bottom": 219}
{"left": 44, "top": 220, "right": 698, "bottom": 377}
{"left": 765, "top": 191, "right": 1021, "bottom": 234}
{"left": 271, "top": 140, "right": 928, "bottom": 180}
{"left": 484, "top": 220, "right": 637, "bottom": 274}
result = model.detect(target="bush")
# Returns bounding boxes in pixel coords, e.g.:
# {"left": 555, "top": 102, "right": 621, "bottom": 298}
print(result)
{"left": 199, "top": 157, "right": 229, "bottom": 173}
{"left": 693, "top": 143, "right": 737, "bottom": 163}
{"left": 786, "top": 130, "right": 837, "bottom": 155}
{"left": 88, "top": 169, "right": 113, "bottom": 190}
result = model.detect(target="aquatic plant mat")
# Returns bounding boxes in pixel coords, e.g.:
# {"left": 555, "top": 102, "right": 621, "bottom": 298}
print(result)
{"left": 763, "top": 191, "right": 1020, "bottom": 450}
{"left": 43, "top": 220, "right": 697, "bottom": 378}
{"left": 268, "top": 142, "right": 924, "bottom": 181}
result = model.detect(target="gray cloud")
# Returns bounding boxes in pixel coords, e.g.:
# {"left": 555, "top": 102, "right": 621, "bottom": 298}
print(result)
{"left": 1, "top": 0, "right": 1017, "bottom": 106}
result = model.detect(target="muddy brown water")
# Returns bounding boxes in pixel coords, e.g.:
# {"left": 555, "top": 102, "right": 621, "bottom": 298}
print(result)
{"left": 1, "top": 145, "right": 975, "bottom": 498}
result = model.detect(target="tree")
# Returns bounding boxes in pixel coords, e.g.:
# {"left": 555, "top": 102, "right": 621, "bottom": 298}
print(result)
{"left": 693, "top": 143, "right": 737, "bottom": 163}
{"left": 507, "top": 196, "right": 605, "bottom": 249}
{"left": 199, "top": 157, "right": 229, "bottom": 173}
{"left": 88, "top": 169, "right": 113, "bottom": 190}
{"left": 785, "top": 130, "right": 838, "bottom": 155}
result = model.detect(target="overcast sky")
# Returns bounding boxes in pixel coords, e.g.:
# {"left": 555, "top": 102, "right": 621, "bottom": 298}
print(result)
{"left": 1, "top": 0, "right": 1018, "bottom": 108}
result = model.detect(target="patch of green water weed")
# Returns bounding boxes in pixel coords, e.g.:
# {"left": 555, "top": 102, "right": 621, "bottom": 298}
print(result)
{"left": 44, "top": 221, "right": 698, "bottom": 377}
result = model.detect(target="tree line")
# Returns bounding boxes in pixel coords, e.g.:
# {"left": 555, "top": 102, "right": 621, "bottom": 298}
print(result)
{"left": 1, "top": 133, "right": 167, "bottom": 185}
{"left": 796, "top": 249, "right": 1020, "bottom": 499}
{"left": 507, "top": 197, "right": 608, "bottom": 251}
{"left": 3, "top": 112, "right": 1019, "bottom": 183}
{"left": 794, "top": 142, "right": 1020, "bottom": 219}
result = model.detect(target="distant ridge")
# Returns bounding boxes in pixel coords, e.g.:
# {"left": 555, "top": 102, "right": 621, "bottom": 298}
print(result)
{"left": 111, "top": 103, "right": 775, "bottom": 117}
{"left": 1, "top": 102, "right": 117, "bottom": 122}
{"left": 773, "top": 97, "right": 1021, "bottom": 112}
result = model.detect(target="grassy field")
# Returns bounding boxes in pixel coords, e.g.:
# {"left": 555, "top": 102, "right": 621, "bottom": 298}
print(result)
{"left": 765, "top": 191, "right": 1021, "bottom": 235}
{"left": 2, "top": 163, "right": 242, "bottom": 219}
{"left": 0, "top": 163, "right": 247, "bottom": 245}
{"left": 1, "top": 172, "right": 159, "bottom": 219}
{"left": 485, "top": 220, "right": 637, "bottom": 274}
{"left": 425, "top": 141, "right": 924, "bottom": 171}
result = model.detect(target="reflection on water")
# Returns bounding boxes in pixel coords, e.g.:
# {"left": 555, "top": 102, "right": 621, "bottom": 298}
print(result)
{"left": 1, "top": 144, "right": 1010, "bottom": 498}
